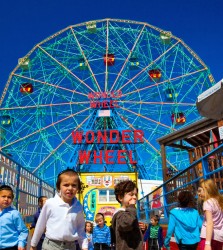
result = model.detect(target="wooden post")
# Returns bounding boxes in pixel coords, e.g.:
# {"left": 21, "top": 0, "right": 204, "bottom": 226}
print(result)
{"left": 161, "top": 144, "right": 168, "bottom": 182}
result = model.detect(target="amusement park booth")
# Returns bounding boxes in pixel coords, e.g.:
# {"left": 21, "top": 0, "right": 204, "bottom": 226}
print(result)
{"left": 157, "top": 117, "right": 223, "bottom": 182}
{"left": 78, "top": 172, "right": 137, "bottom": 225}
{"left": 138, "top": 117, "right": 223, "bottom": 249}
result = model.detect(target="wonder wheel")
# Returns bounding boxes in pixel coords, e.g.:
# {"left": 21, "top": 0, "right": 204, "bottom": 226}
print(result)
{"left": 0, "top": 19, "right": 214, "bottom": 186}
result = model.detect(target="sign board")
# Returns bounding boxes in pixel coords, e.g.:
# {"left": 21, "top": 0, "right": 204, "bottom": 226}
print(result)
{"left": 197, "top": 80, "right": 222, "bottom": 102}
{"left": 79, "top": 172, "right": 137, "bottom": 225}
{"left": 98, "top": 110, "right": 111, "bottom": 117}
{"left": 219, "top": 126, "right": 223, "bottom": 140}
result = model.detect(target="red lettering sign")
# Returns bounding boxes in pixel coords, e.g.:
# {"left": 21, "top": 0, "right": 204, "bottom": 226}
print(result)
{"left": 88, "top": 91, "right": 122, "bottom": 99}
{"left": 78, "top": 150, "right": 137, "bottom": 164}
{"left": 72, "top": 130, "right": 144, "bottom": 144}
{"left": 72, "top": 131, "right": 83, "bottom": 144}
{"left": 105, "top": 150, "right": 114, "bottom": 164}
{"left": 118, "top": 150, "right": 126, "bottom": 164}
{"left": 122, "top": 130, "right": 131, "bottom": 143}
{"left": 79, "top": 151, "right": 90, "bottom": 164}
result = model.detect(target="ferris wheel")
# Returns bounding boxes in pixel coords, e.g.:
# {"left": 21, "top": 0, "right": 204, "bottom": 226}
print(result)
{"left": 0, "top": 18, "right": 214, "bottom": 186}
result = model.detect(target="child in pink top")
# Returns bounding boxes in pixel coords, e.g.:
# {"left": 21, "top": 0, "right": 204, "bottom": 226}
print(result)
{"left": 198, "top": 179, "right": 223, "bottom": 250}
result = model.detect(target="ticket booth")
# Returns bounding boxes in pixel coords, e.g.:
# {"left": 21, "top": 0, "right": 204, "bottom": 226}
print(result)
{"left": 79, "top": 172, "right": 137, "bottom": 225}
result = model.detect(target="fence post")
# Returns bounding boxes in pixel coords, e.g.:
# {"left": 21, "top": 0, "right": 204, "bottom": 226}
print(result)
{"left": 202, "top": 158, "right": 209, "bottom": 179}
{"left": 39, "top": 179, "right": 42, "bottom": 197}
{"left": 145, "top": 195, "right": 149, "bottom": 221}
{"left": 15, "top": 164, "right": 21, "bottom": 210}
{"left": 163, "top": 183, "right": 168, "bottom": 218}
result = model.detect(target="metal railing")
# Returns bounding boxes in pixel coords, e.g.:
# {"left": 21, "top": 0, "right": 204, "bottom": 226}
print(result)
{"left": 138, "top": 143, "right": 223, "bottom": 222}
{"left": 0, "top": 151, "right": 55, "bottom": 217}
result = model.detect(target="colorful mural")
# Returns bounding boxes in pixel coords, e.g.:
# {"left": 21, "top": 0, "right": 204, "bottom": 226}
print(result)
{"left": 79, "top": 172, "right": 137, "bottom": 225}
{"left": 151, "top": 186, "right": 164, "bottom": 216}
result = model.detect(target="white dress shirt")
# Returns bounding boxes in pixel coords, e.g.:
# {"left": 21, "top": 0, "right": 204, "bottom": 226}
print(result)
{"left": 31, "top": 193, "right": 88, "bottom": 249}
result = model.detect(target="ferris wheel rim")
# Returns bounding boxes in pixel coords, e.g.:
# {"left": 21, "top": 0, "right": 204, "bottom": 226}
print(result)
{"left": 0, "top": 18, "right": 215, "bottom": 183}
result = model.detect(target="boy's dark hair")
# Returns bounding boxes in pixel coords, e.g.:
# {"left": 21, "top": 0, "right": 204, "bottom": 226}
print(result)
{"left": 38, "top": 195, "right": 47, "bottom": 203}
{"left": 151, "top": 214, "right": 160, "bottom": 222}
{"left": 56, "top": 169, "right": 81, "bottom": 192}
{"left": 178, "top": 190, "right": 195, "bottom": 208}
{"left": 0, "top": 184, "right": 14, "bottom": 198}
{"left": 114, "top": 180, "right": 137, "bottom": 204}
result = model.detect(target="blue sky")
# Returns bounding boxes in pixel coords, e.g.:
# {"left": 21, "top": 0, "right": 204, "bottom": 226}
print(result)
{"left": 0, "top": 0, "right": 222, "bottom": 94}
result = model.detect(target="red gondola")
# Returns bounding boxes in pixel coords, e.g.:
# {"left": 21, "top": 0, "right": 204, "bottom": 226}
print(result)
{"left": 171, "top": 112, "right": 186, "bottom": 124}
{"left": 149, "top": 69, "right": 162, "bottom": 81}
{"left": 20, "top": 83, "right": 33, "bottom": 94}
{"left": 104, "top": 54, "right": 115, "bottom": 66}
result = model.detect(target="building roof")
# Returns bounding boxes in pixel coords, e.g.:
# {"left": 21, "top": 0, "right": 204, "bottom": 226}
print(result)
{"left": 157, "top": 118, "right": 219, "bottom": 149}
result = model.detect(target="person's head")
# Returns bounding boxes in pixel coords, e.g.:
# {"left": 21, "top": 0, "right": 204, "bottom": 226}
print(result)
{"left": 85, "top": 221, "right": 93, "bottom": 233}
{"left": 178, "top": 190, "right": 195, "bottom": 208}
{"left": 197, "top": 186, "right": 203, "bottom": 200}
{"left": 114, "top": 180, "right": 138, "bottom": 208}
{"left": 198, "top": 179, "right": 223, "bottom": 210}
{"left": 38, "top": 196, "right": 47, "bottom": 208}
{"left": 56, "top": 169, "right": 81, "bottom": 204}
{"left": 199, "top": 179, "right": 220, "bottom": 200}
{"left": 0, "top": 185, "right": 14, "bottom": 211}
{"left": 95, "top": 213, "right": 105, "bottom": 228}
{"left": 150, "top": 214, "right": 160, "bottom": 226}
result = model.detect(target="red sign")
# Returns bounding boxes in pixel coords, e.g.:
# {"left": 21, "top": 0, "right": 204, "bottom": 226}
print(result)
{"left": 72, "top": 130, "right": 144, "bottom": 144}
{"left": 79, "top": 150, "right": 137, "bottom": 164}
{"left": 88, "top": 91, "right": 122, "bottom": 99}
{"left": 72, "top": 129, "right": 144, "bottom": 165}
{"left": 90, "top": 100, "right": 119, "bottom": 108}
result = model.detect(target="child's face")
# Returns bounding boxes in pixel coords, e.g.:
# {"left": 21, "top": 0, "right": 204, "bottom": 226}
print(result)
{"left": 86, "top": 223, "right": 92, "bottom": 233}
{"left": 59, "top": 174, "right": 79, "bottom": 204}
{"left": 150, "top": 218, "right": 158, "bottom": 226}
{"left": 0, "top": 190, "right": 13, "bottom": 211}
{"left": 96, "top": 216, "right": 105, "bottom": 228}
{"left": 197, "top": 187, "right": 205, "bottom": 200}
{"left": 120, "top": 188, "right": 137, "bottom": 208}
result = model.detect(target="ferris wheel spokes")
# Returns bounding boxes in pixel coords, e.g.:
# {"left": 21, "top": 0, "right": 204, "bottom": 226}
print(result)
{"left": 121, "top": 68, "right": 207, "bottom": 97}
{"left": 70, "top": 27, "right": 102, "bottom": 93}
{"left": 32, "top": 114, "right": 91, "bottom": 174}
{"left": 116, "top": 40, "right": 180, "bottom": 92}
{"left": 0, "top": 101, "right": 90, "bottom": 112}
{"left": 119, "top": 106, "right": 172, "bottom": 130}
{"left": 109, "top": 24, "right": 146, "bottom": 92}
{"left": 0, "top": 107, "right": 91, "bottom": 150}
{"left": 118, "top": 100, "right": 195, "bottom": 107}
{"left": 105, "top": 19, "right": 110, "bottom": 92}
{"left": 37, "top": 45, "right": 96, "bottom": 93}
{"left": 117, "top": 114, "right": 177, "bottom": 172}
{"left": 13, "top": 73, "right": 88, "bottom": 97}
